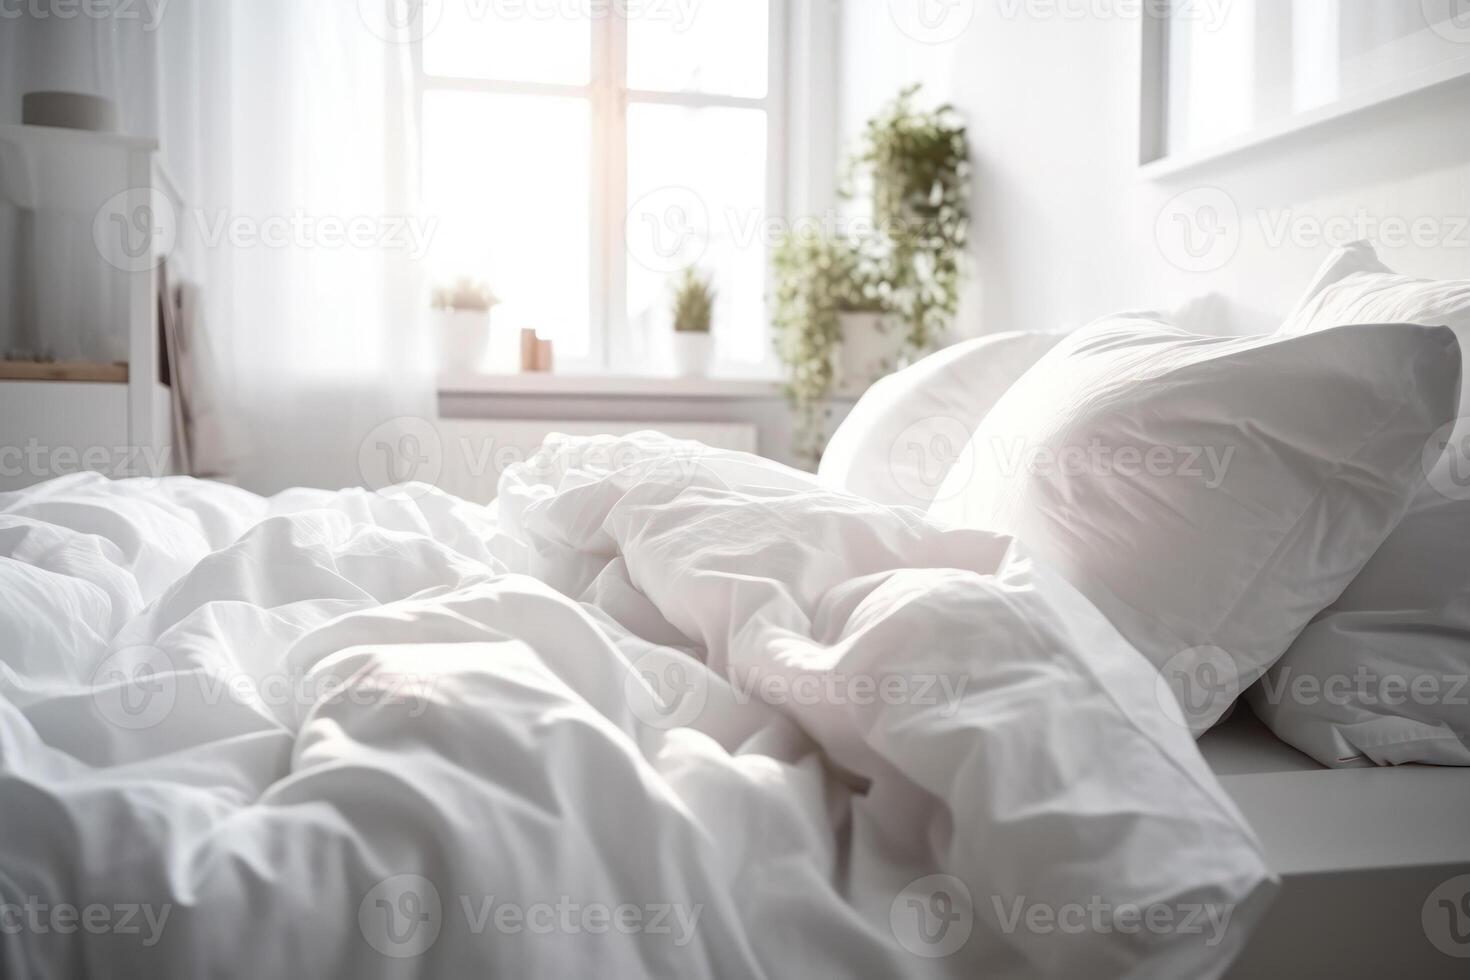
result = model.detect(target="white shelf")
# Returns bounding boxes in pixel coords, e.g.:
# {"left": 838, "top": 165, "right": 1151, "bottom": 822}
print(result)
{"left": 0, "top": 122, "right": 155, "bottom": 152}
{"left": 0, "top": 124, "right": 176, "bottom": 487}
{"left": 0, "top": 123, "right": 163, "bottom": 212}
{"left": 1139, "top": 52, "right": 1470, "bottom": 180}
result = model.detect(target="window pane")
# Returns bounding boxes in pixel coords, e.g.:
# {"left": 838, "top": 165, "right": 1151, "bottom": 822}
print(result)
{"left": 424, "top": 3, "right": 589, "bottom": 85}
{"left": 627, "top": 0, "right": 769, "bottom": 98}
{"left": 423, "top": 91, "right": 591, "bottom": 362}
{"left": 626, "top": 105, "right": 768, "bottom": 370}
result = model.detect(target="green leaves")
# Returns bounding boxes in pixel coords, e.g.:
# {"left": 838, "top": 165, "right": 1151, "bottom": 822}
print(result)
{"left": 771, "top": 232, "right": 873, "bottom": 460}
{"left": 672, "top": 267, "right": 716, "bottom": 333}
{"left": 773, "top": 85, "right": 971, "bottom": 462}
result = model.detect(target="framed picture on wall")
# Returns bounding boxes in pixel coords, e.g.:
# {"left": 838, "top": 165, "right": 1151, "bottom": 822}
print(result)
{"left": 1140, "top": 0, "right": 1470, "bottom": 175}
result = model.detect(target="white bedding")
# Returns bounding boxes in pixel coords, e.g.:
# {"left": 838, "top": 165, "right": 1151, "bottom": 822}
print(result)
{"left": 0, "top": 433, "right": 1274, "bottom": 978}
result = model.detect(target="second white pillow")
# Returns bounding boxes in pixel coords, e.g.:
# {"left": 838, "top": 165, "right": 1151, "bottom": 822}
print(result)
{"left": 1252, "top": 242, "right": 1470, "bottom": 766}
{"left": 819, "top": 332, "right": 1062, "bottom": 507}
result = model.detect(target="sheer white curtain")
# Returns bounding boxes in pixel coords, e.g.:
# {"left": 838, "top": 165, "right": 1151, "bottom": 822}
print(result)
{"left": 157, "top": 0, "right": 434, "bottom": 493}
{"left": 3, "top": 1, "right": 433, "bottom": 493}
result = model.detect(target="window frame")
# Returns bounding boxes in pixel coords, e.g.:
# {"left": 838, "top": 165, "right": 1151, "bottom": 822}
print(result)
{"left": 413, "top": 1, "right": 790, "bottom": 376}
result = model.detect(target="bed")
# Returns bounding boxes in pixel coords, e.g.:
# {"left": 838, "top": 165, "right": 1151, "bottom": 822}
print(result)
{"left": 6, "top": 245, "right": 1470, "bottom": 978}
{"left": 1201, "top": 709, "right": 1470, "bottom": 978}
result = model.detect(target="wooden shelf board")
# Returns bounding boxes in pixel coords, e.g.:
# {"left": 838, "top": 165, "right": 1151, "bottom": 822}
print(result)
{"left": 0, "top": 361, "right": 128, "bottom": 383}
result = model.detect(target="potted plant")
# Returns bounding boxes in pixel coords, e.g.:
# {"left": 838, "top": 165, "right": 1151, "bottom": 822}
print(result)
{"left": 772, "top": 231, "right": 886, "bottom": 461}
{"left": 431, "top": 277, "right": 500, "bottom": 375}
{"left": 670, "top": 267, "right": 715, "bottom": 377}
{"left": 773, "top": 85, "right": 970, "bottom": 462}
{"left": 849, "top": 84, "right": 970, "bottom": 360}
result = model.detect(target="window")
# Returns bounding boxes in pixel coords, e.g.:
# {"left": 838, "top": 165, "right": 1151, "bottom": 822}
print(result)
{"left": 416, "top": 0, "right": 785, "bottom": 376}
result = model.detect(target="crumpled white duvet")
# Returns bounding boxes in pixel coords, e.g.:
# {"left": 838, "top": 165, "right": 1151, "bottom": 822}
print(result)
{"left": 0, "top": 433, "right": 1274, "bottom": 979}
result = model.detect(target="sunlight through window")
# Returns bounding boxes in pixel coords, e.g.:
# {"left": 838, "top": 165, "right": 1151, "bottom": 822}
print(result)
{"left": 419, "top": 0, "right": 777, "bottom": 375}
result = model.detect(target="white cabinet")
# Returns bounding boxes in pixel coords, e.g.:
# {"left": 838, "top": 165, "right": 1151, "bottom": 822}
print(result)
{"left": 0, "top": 379, "right": 170, "bottom": 492}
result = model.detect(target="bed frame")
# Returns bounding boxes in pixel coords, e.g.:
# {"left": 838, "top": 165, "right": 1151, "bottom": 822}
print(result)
{"left": 1200, "top": 707, "right": 1470, "bottom": 978}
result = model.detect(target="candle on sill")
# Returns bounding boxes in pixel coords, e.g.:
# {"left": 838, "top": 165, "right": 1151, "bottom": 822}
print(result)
{"left": 519, "top": 328, "right": 538, "bottom": 372}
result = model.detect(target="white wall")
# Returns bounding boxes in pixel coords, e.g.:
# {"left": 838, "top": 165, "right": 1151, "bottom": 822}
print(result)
{"left": 837, "top": 2, "right": 1470, "bottom": 338}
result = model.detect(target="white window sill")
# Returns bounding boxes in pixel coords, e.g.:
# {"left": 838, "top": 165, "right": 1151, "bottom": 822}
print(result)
{"left": 438, "top": 372, "right": 788, "bottom": 400}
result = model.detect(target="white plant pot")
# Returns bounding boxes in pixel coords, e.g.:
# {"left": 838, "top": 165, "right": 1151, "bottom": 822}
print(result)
{"left": 670, "top": 331, "right": 713, "bottom": 377}
{"left": 436, "top": 309, "right": 492, "bottom": 375}
{"left": 835, "top": 312, "right": 905, "bottom": 391}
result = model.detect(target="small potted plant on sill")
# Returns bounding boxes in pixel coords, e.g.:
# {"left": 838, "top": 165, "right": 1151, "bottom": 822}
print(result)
{"left": 670, "top": 266, "right": 715, "bottom": 377}
{"left": 431, "top": 276, "right": 500, "bottom": 375}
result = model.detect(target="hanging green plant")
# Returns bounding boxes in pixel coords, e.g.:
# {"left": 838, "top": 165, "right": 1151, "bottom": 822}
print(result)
{"left": 851, "top": 84, "right": 971, "bottom": 353}
{"left": 772, "top": 84, "right": 971, "bottom": 462}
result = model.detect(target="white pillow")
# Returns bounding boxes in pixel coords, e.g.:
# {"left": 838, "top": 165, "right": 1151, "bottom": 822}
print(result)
{"left": 819, "top": 332, "right": 1062, "bottom": 507}
{"left": 1280, "top": 239, "right": 1391, "bottom": 321}
{"left": 928, "top": 314, "right": 1462, "bottom": 735}
{"left": 1279, "top": 240, "right": 1470, "bottom": 410}
{"left": 1251, "top": 243, "right": 1470, "bottom": 766}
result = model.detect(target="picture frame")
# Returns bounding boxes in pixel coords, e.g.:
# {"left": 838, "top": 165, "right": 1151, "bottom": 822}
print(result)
{"left": 1140, "top": 1, "right": 1470, "bottom": 177}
